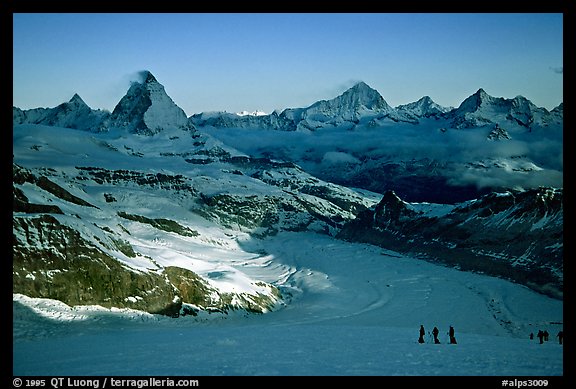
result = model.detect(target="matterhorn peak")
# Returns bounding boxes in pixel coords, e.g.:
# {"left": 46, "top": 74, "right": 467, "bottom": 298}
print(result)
{"left": 108, "top": 70, "right": 190, "bottom": 135}
{"left": 134, "top": 70, "right": 159, "bottom": 85}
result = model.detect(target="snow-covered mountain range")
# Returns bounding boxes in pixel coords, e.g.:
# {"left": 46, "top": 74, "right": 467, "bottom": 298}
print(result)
{"left": 13, "top": 70, "right": 563, "bottom": 319}
{"left": 189, "top": 81, "right": 563, "bottom": 204}
{"left": 14, "top": 74, "right": 563, "bottom": 204}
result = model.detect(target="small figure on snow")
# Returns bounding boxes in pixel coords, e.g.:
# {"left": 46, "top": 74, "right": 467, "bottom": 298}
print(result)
{"left": 557, "top": 331, "right": 563, "bottom": 345}
{"left": 529, "top": 332, "right": 534, "bottom": 340}
{"left": 543, "top": 330, "right": 549, "bottom": 341}
{"left": 418, "top": 325, "right": 425, "bottom": 343}
{"left": 537, "top": 330, "right": 544, "bottom": 344}
{"left": 449, "top": 326, "right": 457, "bottom": 344}
{"left": 432, "top": 326, "right": 440, "bottom": 344}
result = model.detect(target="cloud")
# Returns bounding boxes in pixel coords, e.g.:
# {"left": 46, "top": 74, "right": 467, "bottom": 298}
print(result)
{"left": 323, "top": 79, "right": 365, "bottom": 100}
{"left": 203, "top": 119, "right": 563, "bottom": 193}
{"left": 321, "top": 151, "right": 361, "bottom": 166}
{"left": 446, "top": 167, "right": 563, "bottom": 190}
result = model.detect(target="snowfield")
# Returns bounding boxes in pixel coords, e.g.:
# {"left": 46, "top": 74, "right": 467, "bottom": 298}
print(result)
{"left": 13, "top": 232, "right": 563, "bottom": 377}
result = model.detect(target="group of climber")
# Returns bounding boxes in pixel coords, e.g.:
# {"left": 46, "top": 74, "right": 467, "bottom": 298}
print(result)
{"left": 418, "top": 325, "right": 563, "bottom": 346}
{"left": 418, "top": 324, "right": 457, "bottom": 344}
{"left": 530, "top": 329, "right": 563, "bottom": 345}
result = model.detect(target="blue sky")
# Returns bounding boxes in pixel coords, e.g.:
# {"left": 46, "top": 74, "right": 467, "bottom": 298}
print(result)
{"left": 13, "top": 13, "right": 563, "bottom": 115}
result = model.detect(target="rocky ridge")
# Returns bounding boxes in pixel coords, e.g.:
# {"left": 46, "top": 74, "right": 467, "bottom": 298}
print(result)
{"left": 337, "top": 188, "right": 563, "bottom": 299}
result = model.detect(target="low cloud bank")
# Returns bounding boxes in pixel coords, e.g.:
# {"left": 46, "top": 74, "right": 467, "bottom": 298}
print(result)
{"left": 204, "top": 123, "right": 563, "bottom": 191}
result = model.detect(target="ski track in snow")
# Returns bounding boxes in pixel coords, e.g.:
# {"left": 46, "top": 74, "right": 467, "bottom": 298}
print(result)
{"left": 13, "top": 232, "right": 563, "bottom": 376}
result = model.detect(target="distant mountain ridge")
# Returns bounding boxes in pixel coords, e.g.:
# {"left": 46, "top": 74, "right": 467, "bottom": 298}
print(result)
{"left": 190, "top": 83, "right": 561, "bottom": 132}
{"left": 13, "top": 70, "right": 194, "bottom": 135}
{"left": 13, "top": 71, "right": 563, "bottom": 135}
{"left": 447, "top": 88, "right": 557, "bottom": 129}
{"left": 13, "top": 93, "right": 109, "bottom": 132}
{"left": 13, "top": 71, "right": 563, "bottom": 204}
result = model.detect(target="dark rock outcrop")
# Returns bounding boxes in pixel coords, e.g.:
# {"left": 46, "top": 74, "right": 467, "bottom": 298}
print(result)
{"left": 338, "top": 188, "right": 563, "bottom": 299}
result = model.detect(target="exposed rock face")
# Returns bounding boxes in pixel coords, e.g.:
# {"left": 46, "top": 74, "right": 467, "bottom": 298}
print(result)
{"left": 298, "top": 81, "right": 395, "bottom": 124}
{"left": 13, "top": 214, "right": 180, "bottom": 315}
{"left": 107, "top": 71, "right": 191, "bottom": 135}
{"left": 190, "top": 85, "right": 562, "bottom": 204}
{"left": 337, "top": 188, "right": 563, "bottom": 299}
{"left": 14, "top": 77, "right": 563, "bottom": 205}
{"left": 12, "top": 213, "right": 284, "bottom": 316}
{"left": 189, "top": 81, "right": 412, "bottom": 131}
{"left": 12, "top": 163, "right": 288, "bottom": 316}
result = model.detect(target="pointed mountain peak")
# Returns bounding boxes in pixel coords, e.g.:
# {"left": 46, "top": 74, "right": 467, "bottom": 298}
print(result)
{"left": 419, "top": 95, "right": 433, "bottom": 103}
{"left": 139, "top": 70, "right": 158, "bottom": 84}
{"left": 476, "top": 88, "right": 488, "bottom": 96}
{"left": 373, "top": 190, "right": 417, "bottom": 226}
{"left": 396, "top": 95, "right": 450, "bottom": 117}
{"left": 300, "top": 81, "right": 393, "bottom": 123}
{"left": 551, "top": 102, "right": 563, "bottom": 114}
{"left": 128, "top": 70, "right": 158, "bottom": 88}
{"left": 68, "top": 93, "right": 88, "bottom": 106}
{"left": 332, "top": 81, "right": 390, "bottom": 111}
{"left": 451, "top": 88, "right": 551, "bottom": 129}
{"left": 455, "top": 88, "right": 495, "bottom": 113}
{"left": 343, "top": 81, "right": 381, "bottom": 98}
{"left": 348, "top": 81, "right": 371, "bottom": 91}
{"left": 472, "top": 88, "right": 494, "bottom": 103}
{"left": 381, "top": 190, "right": 404, "bottom": 205}
{"left": 110, "top": 71, "right": 189, "bottom": 135}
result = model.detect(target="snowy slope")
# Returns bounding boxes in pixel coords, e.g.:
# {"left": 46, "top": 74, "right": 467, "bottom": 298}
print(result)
{"left": 396, "top": 95, "right": 452, "bottom": 120}
{"left": 13, "top": 233, "right": 563, "bottom": 376}
{"left": 13, "top": 122, "right": 378, "bottom": 316}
